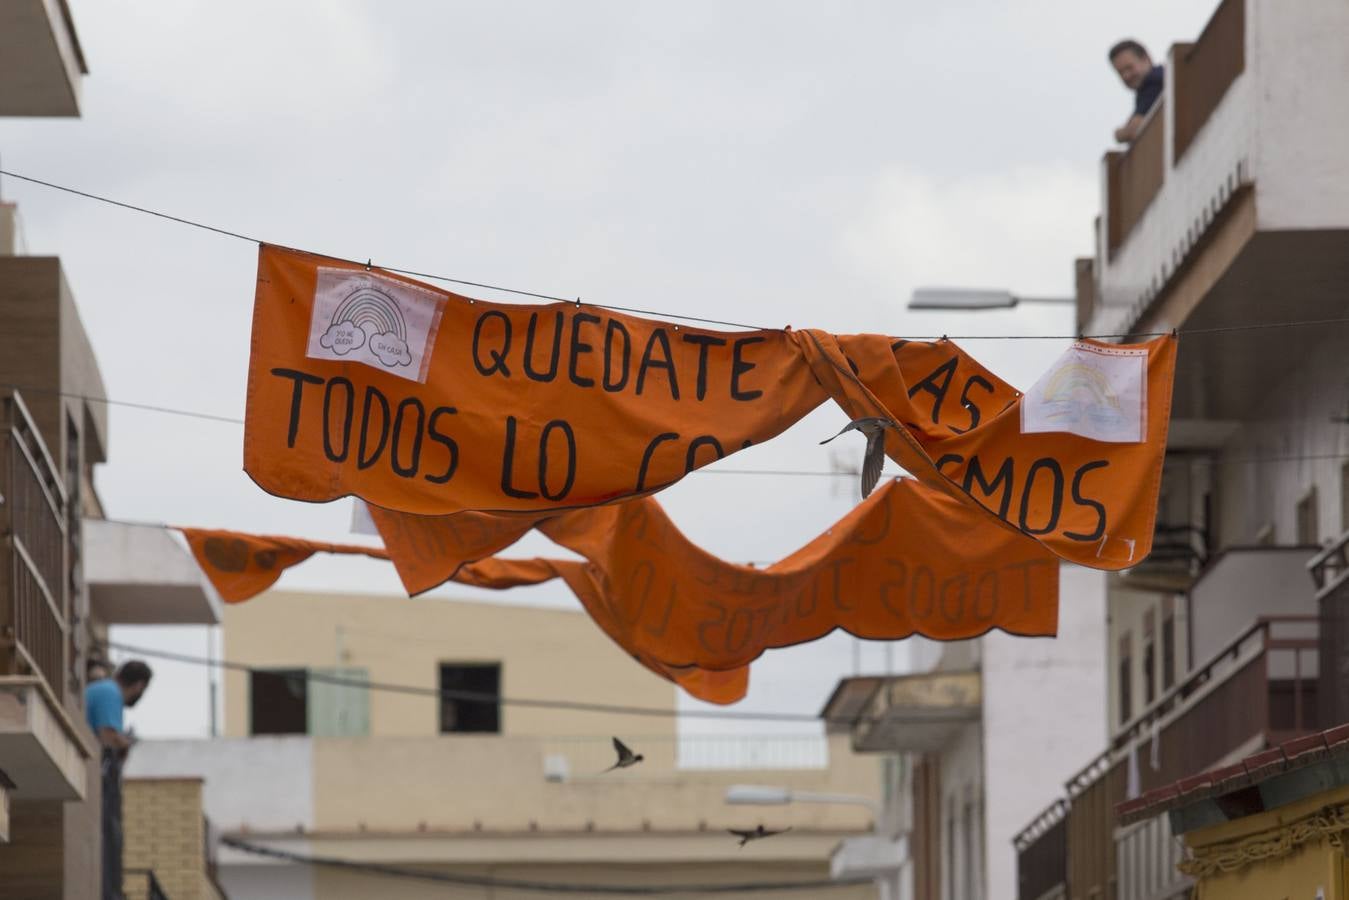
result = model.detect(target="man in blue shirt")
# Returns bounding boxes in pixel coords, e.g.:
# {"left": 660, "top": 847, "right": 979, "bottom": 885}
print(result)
{"left": 86, "top": 660, "right": 152, "bottom": 900}
{"left": 1110, "top": 39, "right": 1165, "bottom": 144}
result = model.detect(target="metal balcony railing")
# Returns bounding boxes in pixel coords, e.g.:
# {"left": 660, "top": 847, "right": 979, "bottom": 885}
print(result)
{"left": 1, "top": 390, "right": 70, "bottom": 704}
{"left": 123, "top": 868, "right": 170, "bottom": 900}
{"left": 1101, "top": 0, "right": 1246, "bottom": 261}
{"left": 1014, "top": 799, "right": 1068, "bottom": 900}
{"left": 1016, "top": 615, "right": 1317, "bottom": 900}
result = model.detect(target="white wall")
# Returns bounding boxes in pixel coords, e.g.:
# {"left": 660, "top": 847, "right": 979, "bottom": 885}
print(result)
{"left": 123, "top": 736, "right": 314, "bottom": 834}
{"left": 981, "top": 564, "right": 1108, "bottom": 900}
{"left": 1216, "top": 334, "right": 1349, "bottom": 547}
{"left": 1251, "top": 0, "right": 1349, "bottom": 229}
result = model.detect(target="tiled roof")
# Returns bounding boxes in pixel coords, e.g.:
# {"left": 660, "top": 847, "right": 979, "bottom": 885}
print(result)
{"left": 1116, "top": 723, "right": 1349, "bottom": 825}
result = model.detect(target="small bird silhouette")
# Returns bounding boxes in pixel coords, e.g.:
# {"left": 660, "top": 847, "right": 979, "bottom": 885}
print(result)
{"left": 820, "top": 416, "right": 899, "bottom": 498}
{"left": 728, "top": 825, "right": 791, "bottom": 847}
{"left": 603, "top": 737, "right": 644, "bottom": 772}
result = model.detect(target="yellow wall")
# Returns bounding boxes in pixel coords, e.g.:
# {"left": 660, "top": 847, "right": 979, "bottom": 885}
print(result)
{"left": 310, "top": 733, "right": 877, "bottom": 834}
{"left": 122, "top": 778, "right": 222, "bottom": 900}
{"left": 1186, "top": 783, "right": 1349, "bottom": 899}
{"left": 223, "top": 589, "right": 679, "bottom": 743}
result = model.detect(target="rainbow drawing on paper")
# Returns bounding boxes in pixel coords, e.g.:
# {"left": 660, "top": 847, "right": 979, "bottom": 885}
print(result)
{"left": 1021, "top": 344, "right": 1146, "bottom": 443}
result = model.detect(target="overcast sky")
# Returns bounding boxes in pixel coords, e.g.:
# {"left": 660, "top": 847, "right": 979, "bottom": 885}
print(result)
{"left": 0, "top": 1, "right": 1211, "bottom": 738}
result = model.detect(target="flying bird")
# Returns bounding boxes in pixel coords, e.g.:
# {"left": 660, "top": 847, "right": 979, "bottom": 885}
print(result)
{"left": 728, "top": 825, "right": 792, "bottom": 847}
{"left": 603, "top": 737, "right": 644, "bottom": 772}
{"left": 820, "top": 416, "right": 899, "bottom": 498}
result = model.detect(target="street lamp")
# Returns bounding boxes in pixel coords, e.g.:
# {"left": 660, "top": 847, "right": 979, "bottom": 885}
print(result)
{"left": 907, "top": 287, "right": 1073, "bottom": 310}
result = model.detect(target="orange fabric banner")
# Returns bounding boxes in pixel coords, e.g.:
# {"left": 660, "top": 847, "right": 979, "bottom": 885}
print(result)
{"left": 372, "top": 478, "right": 1060, "bottom": 673}
{"left": 245, "top": 244, "right": 1175, "bottom": 570}
{"left": 179, "top": 529, "right": 389, "bottom": 602}
{"left": 179, "top": 526, "right": 749, "bottom": 704}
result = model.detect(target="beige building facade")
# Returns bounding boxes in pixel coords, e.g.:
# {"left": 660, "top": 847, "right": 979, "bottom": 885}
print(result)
{"left": 132, "top": 588, "right": 888, "bottom": 898}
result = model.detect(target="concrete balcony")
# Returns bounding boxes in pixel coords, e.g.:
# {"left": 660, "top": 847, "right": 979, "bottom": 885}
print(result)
{"left": 84, "top": 519, "right": 223, "bottom": 625}
{"left": 1080, "top": 0, "right": 1349, "bottom": 423}
{"left": 0, "top": 391, "right": 93, "bottom": 803}
{"left": 1012, "top": 615, "right": 1317, "bottom": 900}
{"left": 823, "top": 671, "right": 980, "bottom": 754}
{"left": 0, "top": 0, "right": 87, "bottom": 117}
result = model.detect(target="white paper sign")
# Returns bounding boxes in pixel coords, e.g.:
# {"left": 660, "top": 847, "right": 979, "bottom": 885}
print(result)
{"left": 1021, "top": 342, "right": 1147, "bottom": 443}
{"left": 306, "top": 268, "right": 446, "bottom": 383}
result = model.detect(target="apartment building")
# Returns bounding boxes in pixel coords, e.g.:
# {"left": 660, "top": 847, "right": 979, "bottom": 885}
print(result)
{"left": 127, "top": 588, "right": 888, "bottom": 898}
{"left": 821, "top": 565, "right": 1108, "bottom": 900}
{"left": 1014, "top": 1, "right": 1349, "bottom": 897}
{"left": 0, "top": 5, "right": 224, "bottom": 897}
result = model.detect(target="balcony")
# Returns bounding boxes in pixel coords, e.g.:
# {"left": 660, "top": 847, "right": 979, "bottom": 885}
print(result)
{"left": 1014, "top": 615, "right": 1316, "bottom": 900}
{"left": 1081, "top": 0, "right": 1349, "bottom": 422}
{"left": 83, "top": 519, "right": 223, "bottom": 626}
{"left": 823, "top": 670, "right": 980, "bottom": 754}
{"left": 0, "top": 390, "right": 91, "bottom": 801}
{"left": 0, "top": 0, "right": 87, "bottom": 116}
{"left": 1014, "top": 799, "right": 1067, "bottom": 900}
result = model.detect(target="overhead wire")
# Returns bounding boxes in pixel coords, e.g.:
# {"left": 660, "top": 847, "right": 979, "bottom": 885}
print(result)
{"left": 106, "top": 641, "right": 862, "bottom": 726}
{"left": 2, "top": 382, "right": 1346, "bottom": 473}
{"left": 221, "top": 837, "right": 871, "bottom": 894}
{"left": 7, "top": 168, "right": 1349, "bottom": 339}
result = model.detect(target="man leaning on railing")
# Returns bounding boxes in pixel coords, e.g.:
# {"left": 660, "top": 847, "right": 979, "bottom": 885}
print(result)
{"left": 1110, "top": 39, "right": 1165, "bottom": 143}
{"left": 86, "top": 660, "right": 154, "bottom": 900}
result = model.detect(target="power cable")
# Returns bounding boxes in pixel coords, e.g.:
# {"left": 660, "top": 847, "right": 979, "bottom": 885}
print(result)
{"left": 107, "top": 641, "right": 860, "bottom": 726}
{"left": 7, "top": 168, "right": 1349, "bottom": 340}
{"left": 5, "top": 381, "right": 1346, "bottom": 473}
{"left": 221, "top": 836, "right": 871, "bottom": 894}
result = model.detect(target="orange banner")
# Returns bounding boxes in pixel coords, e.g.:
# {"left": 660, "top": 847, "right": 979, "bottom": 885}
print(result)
{"left": 246, "top": 244, "right": 1174, "bottom": 570}
{"left": 373, "top": 478, "right": 1060, "bottom": 674}
{"left": 179, "top": 526, "right": 749, "bottom": 704}
{"left": 179, "top": 529, "right": 389, "bottom": 602}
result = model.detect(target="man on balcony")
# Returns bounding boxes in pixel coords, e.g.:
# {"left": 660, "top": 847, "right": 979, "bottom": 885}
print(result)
{"left": 86, "top": 660, "right": 153, "bottom": 900}
{"left": 1110, "top": 39, "right": 1165, "bottom": 144}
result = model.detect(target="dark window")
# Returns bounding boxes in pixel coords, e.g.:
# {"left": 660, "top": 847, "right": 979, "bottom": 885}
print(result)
{"left": 1119, "top": 633, "right": 1133, "bottom": 725}
{"left": 1297, "top": 488, "right": 1319, "bottom": 545}
{"left": 250, "top": 669, "right": 308, "bottom": 735}
{"left": 1341, "top": 462, "right": 1349, "bottom": 537}
{"left": 439, "top": 663, "right": 501, "bottom": 733}
{"left": 1162, "top": 599, "right": 1177, "bottom": 690}
{"left": 946, "top": 797, "right": 957, "bottom": 900}
{"left": 1142, "top": 609, "right": 1156, "bottom": 707}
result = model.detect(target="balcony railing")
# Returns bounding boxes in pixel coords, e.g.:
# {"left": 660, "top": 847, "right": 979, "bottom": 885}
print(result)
{"left": 1016, "top": 615, "right": 1317, "bottom": 900}
{"left": 1014, "top": 799, "right": 1068, "bottom": 900}
{"left": 537, "top": 733, "right": 829, "bottom": 779}
{"left": 1173, "top": 0, "right": 1245, "bottom": 161}
{"left": 123, "top": 868, "right": 170, "bottom": 900}
{"left": 1, "top": 390, "right": 70, "bottom": 704}
{"left": 1105, "top": 102, "right": 1166, "bottom": 256}
{"left": 1100, "top": 0, "right": 1246, "bottom": 261}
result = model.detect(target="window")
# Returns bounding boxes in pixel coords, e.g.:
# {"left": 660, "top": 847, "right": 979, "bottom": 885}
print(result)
{"left": 1297, "top": 487, "right": 1319, "bottom": 546}
{"left": 1118, "top": 632, "right": 1133, "bottom": 725}
{"left": 1142, "top": 609, "right": 1156, "bottom": 707}
{"left": 250, "top": 669, "right": 307, "bottom": 735}
{"left": 1162, "top": 597, "right": 1177, "bottom": 690}
{"left": 1341, "top": 462, "right": 1349, "bottom": 537}
{"left": 946, "top": 796, "right": 957, "bottom": 900}
{"left": 249, "top": 667, "right": 369, "bottom": 736}
{"left": 439, "top": 663, "right": 501, "bottom": 733}
{"left": 963, "top": 787, "right": 978, "bottom": 900}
